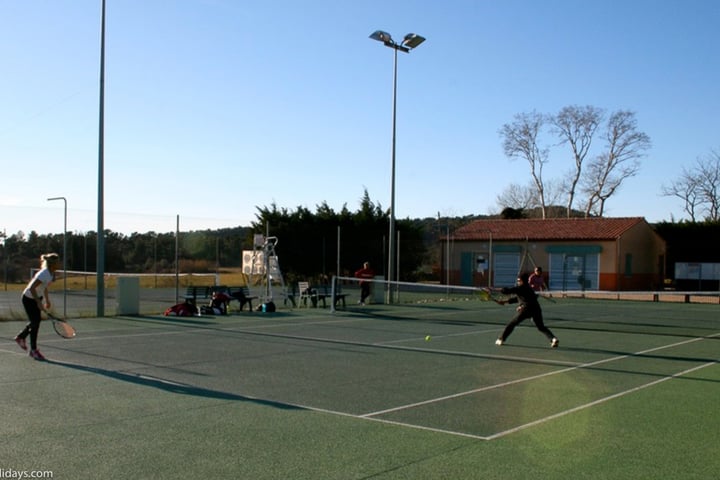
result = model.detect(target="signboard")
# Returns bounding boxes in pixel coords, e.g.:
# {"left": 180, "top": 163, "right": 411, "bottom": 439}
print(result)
{"left": 674, "top": 262, "right": 720, "bottom": 280}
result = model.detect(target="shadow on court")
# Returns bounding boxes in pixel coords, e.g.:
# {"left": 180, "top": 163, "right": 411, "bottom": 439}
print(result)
{"left": 46, "top": 359, "right": 303, "bottom": 410}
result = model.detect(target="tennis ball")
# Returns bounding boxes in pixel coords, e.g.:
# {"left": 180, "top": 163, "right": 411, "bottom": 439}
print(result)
{"left": 425, "top": 335, "right": 431, "bottom": 341}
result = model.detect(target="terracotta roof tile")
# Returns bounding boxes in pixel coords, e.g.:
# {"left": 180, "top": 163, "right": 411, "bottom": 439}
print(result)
{"left": 453, "top": 217, "right": 647, "bottom": 241}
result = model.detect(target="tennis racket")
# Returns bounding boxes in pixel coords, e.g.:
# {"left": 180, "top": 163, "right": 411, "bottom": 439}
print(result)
{"left": 537, "top": 292, "right": 557, "bottom": 303}
{"left": 478, "top": 287, "right": 507, "bottom": 305}
{"left": 45, "top": 311, "right": 77, "bottom": 339}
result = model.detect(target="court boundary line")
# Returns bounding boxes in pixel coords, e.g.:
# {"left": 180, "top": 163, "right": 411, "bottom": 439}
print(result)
{"left": 219, "top": 326, "right": 582, "bottom": 368}
{"left": 363, "top": 335, "right": 719, "bottom": 417}
{"left": 258, "top": 353, "right": 718, "bottom": 443}
{"left": 485, "top": 360, "right": 717, "bottom": 440}
{"left": 194, "top": 325, "right": 720, "bottom": 440}
{"left": 4, "top": 319, "right": 717, "bottom": 441}
{"left": 359, "top": 334, "right": 720, "bottom": 440}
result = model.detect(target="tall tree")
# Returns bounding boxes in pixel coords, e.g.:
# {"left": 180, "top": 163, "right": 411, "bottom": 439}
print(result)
{"left": 581, "top": 110, "right": 650, "bottom": 217}
{"left": 251, "top": 192, "right": 426, "bottom": 281}
{"left": 550, "top": 105, "right": 603, "bottom": 217}
{"left": 499, "top": 111, "right": 550, "bottom": 218}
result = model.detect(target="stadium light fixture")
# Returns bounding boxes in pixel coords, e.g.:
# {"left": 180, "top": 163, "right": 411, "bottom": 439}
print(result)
{"left": 47, "top": 196, "right": 68, "bottom": 318}
{"left": 369, "top": 30, "right": 425, "bottom": 303}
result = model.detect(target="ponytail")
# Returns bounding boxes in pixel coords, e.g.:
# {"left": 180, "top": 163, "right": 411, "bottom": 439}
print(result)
{"left": 41, "top": 253, "right": 60, "bottom": 269}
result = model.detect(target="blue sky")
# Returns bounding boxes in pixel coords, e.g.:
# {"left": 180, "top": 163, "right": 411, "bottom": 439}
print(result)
{"left": 1, "top": 0, "right": 719, "bottom": 236}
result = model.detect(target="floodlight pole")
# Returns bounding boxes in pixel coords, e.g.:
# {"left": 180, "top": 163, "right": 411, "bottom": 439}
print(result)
{"left": 47, "top": 197, "right": 67, "bottom": 318}
{"left": 96, "top": 0, "right": 106, "bottom": 317}
{"left": 488, "top": 231, "right": 493, "bottom": 286}
{"left": 388, "top": 46, "right": 398, "bottom": 304}
{"left": 369, "top": 30, "right": 425, "bottom": 304}
{"left": 446, "top": 222, "right": 450, "bottom": 293}
{"left": 1, "top": 229, "right": 7, "bottom": 291}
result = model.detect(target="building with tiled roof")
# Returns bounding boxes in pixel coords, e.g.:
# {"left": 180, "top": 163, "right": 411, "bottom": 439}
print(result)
{"left": 443, "top": 217, "right": 666, "bottom": 291}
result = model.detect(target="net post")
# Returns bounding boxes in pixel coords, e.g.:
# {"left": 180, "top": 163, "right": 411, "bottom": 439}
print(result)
{"left": 330, "top": 275, "right": 337, "bottom": 314}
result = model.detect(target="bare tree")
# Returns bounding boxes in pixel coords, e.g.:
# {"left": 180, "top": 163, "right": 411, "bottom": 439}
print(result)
{"left": 550, "top": 105, "right": 604, "bottom": 217}
{"left": 664, "top": 150, "right": 720, "bottom": 221}
{"left": 496, "top": 179, "right": 562, "bottom": 213}
{"left": 499, "top": 111, "right": 550, "bottom": 218}
{"left": 582, "top": 110, "right": 650, "bottom": 217}
{"left": 660, "top": 167, "right": 702, "bottom": 222}
{"left": 496, "top": 183, "right": 538, "bottom": 211}
{"left": 696, "top": 150, "right": 720, "bottom": 220}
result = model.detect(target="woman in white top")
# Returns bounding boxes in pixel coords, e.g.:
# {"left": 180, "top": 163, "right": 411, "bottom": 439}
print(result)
{"left": 15, "top": 253, "right": 61, "bottom": 360}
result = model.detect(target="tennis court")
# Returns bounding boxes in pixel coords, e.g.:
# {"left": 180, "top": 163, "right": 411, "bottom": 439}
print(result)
{"left": 2, "top": 297, "right": 719, "bottom": 479}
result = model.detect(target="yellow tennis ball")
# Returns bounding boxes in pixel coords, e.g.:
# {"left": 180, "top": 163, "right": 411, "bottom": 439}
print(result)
{"left": 425, "top": 335, "right": 431, "bottom": 341}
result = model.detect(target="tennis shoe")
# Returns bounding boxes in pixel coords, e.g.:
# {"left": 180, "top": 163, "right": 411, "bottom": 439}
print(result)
{"left": 495, "top": 339, "right": 504, "bottom": 346}
{"left": 551, "top": 338, "right": 559, "bottom": 348}
{"left": 29, "top": 349, "right": 46, "bottom": 361}
{"left": 15, "top": 336, "right": 27, "bottom": 351}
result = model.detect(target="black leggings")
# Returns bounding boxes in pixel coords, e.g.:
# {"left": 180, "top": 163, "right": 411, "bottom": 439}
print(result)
{"left": 19, "top": 296, "right": 42, "bottom": 350}
{"left": 360, "top": 283, "right": 370, "bottom": 302}
{"left": 499, "top": 305, "right": 555, "bottom": 342}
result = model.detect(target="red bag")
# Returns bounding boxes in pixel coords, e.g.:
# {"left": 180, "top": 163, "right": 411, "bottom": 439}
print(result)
{"left": 164, "top": 301, "right": 197, "bottom": 317}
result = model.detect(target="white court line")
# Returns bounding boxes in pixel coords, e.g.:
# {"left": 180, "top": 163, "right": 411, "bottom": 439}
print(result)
{"left": 259, "top": 352, "right": 719, "bottom": 443}
{"left": 361, "top": 334, "right": 720, "bottom": 432}
{"left": 486, "top": 361, "right": 717, "bottom": 440}
{"left": 229, "top": 315, "right": 505, "bottom": 351}
{"left": 0, "top": 346, "right": 29, "bottom": 357}
{"left": 7, "top": 318, "right": 717, "bottom": 441}
{"left": 378, "top": 328, "right": 500, "bottom": 345}
{"left": 291, "top": 404, "right": 491, "bottom": 441}
{"left": 212, "top": 326, "right": 583, "bottom": 368}
{"left": 237, "top": 305, "right": 484, "bottom": 330}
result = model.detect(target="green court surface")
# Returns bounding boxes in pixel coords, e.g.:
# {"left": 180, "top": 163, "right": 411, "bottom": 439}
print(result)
{"left": 1, "top": 298, "right": 719, "bottom": 479}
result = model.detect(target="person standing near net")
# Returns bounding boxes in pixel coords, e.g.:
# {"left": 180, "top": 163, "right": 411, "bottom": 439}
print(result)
{"left": 494, "top": 272, "right": 559, "bottom": 348}
{"left": 354, "top": 261, "right": 374, "bottom": 305}
{"left": 528, "top": 266, "right": 548, "bottom": 292}
{"left": 15, "top": 253, "right": 61, "bottom": 360}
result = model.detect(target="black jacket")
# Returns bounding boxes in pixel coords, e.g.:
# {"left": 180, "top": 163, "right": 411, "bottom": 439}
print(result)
{"left": 501, "top": 283, "right": 540, "bottom": 310}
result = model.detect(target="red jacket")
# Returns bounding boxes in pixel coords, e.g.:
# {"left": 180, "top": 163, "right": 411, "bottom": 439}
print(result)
{"left": 355, "top": 267, "right": 374, "bottom": 282}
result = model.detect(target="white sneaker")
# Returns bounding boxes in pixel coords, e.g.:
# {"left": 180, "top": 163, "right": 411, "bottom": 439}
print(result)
{"left": 495, "top": 339, "right": 504, "bottom": 346}
{"left": 551, "top": 338, "right": 559, "bottom": 348}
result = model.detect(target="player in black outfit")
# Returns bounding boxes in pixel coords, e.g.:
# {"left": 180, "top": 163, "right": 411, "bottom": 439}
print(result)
{"left": 494, "top": 272, "right": 559, "bottom": 348}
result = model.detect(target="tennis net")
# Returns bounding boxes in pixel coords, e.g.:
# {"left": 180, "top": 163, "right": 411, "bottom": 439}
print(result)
{"left": 330, "top": 275, "right": 487, "bottom": 312}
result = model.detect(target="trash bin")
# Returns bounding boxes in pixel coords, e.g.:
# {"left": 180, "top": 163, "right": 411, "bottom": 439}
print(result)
{"left": 116, "top": 276, "right": 140, "bottom": 315}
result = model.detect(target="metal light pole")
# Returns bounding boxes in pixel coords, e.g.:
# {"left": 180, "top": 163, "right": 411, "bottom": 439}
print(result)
{"left": 153, "top": 233, "right": 158, "bottom": 288}
{"left": 47, "top": 197, "right": 67, "bottom": 318}
{"left": 97, "top": 0, "right": 106, "bottom": 317}
{"left": 369, "top": 30, "right": 425, "bottom": 303}
{"left": 83, "top": 232, "right": 88, "bottom": 289}
{"left": 436, "top": 213, "right": 450, "bottom": 294}
{"left": 446, "top": 222, "right": 450, "bottom": 290}
{"left": 488, "top": 230, "right": 493, "bottom": 287}
{"left": 0, "top": 229, "right": 6, "bottom": 291}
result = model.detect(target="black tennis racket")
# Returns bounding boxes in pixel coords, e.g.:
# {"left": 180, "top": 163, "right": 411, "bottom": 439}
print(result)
{"left": 45, "top": 311, "right": 77, "bottom": 339}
